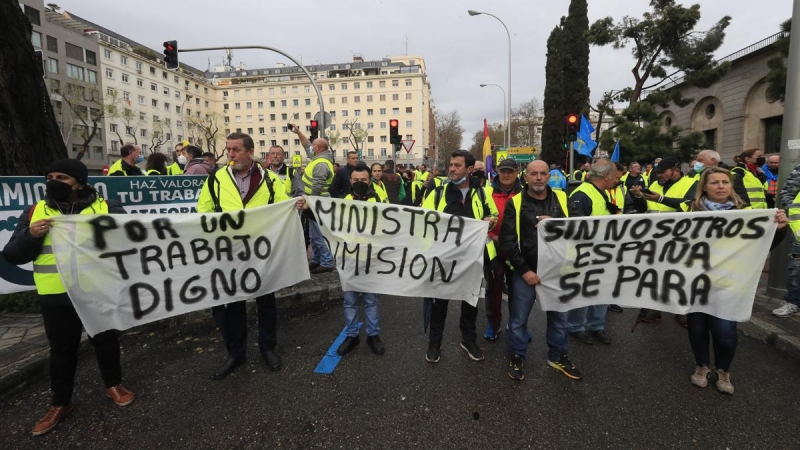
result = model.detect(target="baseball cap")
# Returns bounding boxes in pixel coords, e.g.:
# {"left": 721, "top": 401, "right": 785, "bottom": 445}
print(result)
{"left": 653, "top": 157, "right": 681, "bottom": 173}
{"left": 497, "top": 159, "right": 517, "bottom": 171}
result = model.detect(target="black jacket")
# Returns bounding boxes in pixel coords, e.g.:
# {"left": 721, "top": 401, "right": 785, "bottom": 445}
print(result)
{"left": 329, "top": 165, "right": 353, "bottom": 198}
{"left": 499, "top": 187, "right": 566, "bottom": 274}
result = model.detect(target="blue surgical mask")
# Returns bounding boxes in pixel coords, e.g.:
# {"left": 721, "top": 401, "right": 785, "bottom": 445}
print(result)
{"left": 135, "top": 155, "right": 145, "bottom": 164}
{"left": 693, "top": 162, "right": 705, "bottom": 173}
{"left": 452, "top": 175, "right": 467, "bottom": 185}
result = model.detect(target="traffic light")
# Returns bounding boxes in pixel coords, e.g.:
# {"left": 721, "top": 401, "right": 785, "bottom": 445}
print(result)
{"left": 566, "top": 114, "right": 579, "bottom": 142}
{"left": 309, "top": 120, "right": 319, "bottom": 140}
{"left": 163, "top": 40, "right": 179, "bottom": 70}
{"left": 389, "top": 119, "right": 400, "bottom": 145}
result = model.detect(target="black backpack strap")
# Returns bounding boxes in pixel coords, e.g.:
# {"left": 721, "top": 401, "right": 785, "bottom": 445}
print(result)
{"left": 264, "top": 172, "right": 276, "bottom": 204}
{"left": 434, "top": 185, "right": 445, "bottom": 210}
{"left": 207, "top": 172, "right": 222, "bottom": 212}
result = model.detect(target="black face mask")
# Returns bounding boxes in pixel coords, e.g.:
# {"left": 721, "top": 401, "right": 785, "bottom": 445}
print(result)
{"left": 46, "top": 180, "right": 74, "bottom": 202}
{"left": 756, "top": 156, "right": 766, "bottom": 166}
{"left": 351, "top": 181, "right": 370, "bottom": 198}
{"left": 473, "top": 170, "right": 485, "bottom": 179}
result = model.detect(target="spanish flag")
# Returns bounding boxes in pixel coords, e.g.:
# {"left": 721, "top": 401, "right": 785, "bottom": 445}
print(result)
{"left": 482, "top": 118, "right": 491, "bottom": 167}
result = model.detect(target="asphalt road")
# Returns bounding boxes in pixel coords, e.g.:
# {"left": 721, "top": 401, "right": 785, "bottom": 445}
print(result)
{"left": 1, "top": 296, "right": 799, "bottom": 449}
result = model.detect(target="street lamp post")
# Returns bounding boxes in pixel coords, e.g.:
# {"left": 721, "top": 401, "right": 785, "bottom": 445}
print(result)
{"left": 469, "top": 9, "right": 511, "bottom": 149}
{"left": 180, "top": 94, "right": 193, "bottom": 147}
{"left": 479, "top": 83, "right": 507, "bottom": 148}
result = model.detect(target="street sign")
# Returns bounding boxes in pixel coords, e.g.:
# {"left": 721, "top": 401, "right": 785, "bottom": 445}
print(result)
{"left": 291, "top": 155, "right": 302, "bottom": 168}
{"left": 402, "top": 139, "right": 415, "bottom": 153}
{"left": 313, "top": 111, "right": 333, "bottom": 129}
{"left": 508, "top": 154, "right": 537, "bottom": 163}
{"left": 496, "top": 150, "right": 508, "bottom": 163}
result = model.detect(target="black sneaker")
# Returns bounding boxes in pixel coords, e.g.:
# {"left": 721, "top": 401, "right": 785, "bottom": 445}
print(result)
{"left": 426, "top": 341, "right": 441, "bottom": 363}
{"left": 507, "top": 355, "right": 525, "bottom": 381}
{"left": 336, "top": 336, "right": 359, "bottom": 356}
{"left": 460, "top": 340, "right": 485, "bottom": 361}
{"left": 547, "top": 355, "right": 583, "bottom": 380}
{"left": 608, "top": 304, "right": 623, "bottom": 313}
{"left": 570, "top": 331, "right": 594, "bottom": 345}
{"left": 366, "top": 335, "right": 385, "bottom": 355}
{"left": 590, "top": 330, "right": 612, "bottom": 345}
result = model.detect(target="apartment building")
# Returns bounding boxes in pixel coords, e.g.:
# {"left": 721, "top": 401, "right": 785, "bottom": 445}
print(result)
{"left": 22, "top": 0, "right": 107, "bottom": 172}
{"left": 208, "top": 55, "right": 435, "bottom": 166}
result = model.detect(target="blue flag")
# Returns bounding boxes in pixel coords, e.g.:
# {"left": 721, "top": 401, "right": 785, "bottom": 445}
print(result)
{"left": 575, "top": 115, "right": 597, "bottom": 157}
{"left": 610, "top": 140, "right": 620, "bottom": 163}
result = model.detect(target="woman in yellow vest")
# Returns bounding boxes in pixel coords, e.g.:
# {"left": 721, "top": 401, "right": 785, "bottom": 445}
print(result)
{"left": 145, "top": 152, "right": 168, "bottom": 175}
{"left": 684, "top": 167, "right": 787, "bottom": 395}
{"left": 2, "top": 160, "right": 134, "bottom": 436}
{"left": 369, "top": 163, "right": 390, "bottom": 203}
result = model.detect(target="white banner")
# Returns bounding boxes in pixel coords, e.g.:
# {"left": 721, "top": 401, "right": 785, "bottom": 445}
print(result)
{"left": 310, "top": 197, "right": 488, "bottom": 306}
{"left": 48, "top": 200, "right": 309, "bottom": 336}
{"left": 536, "top": 209, "right": 778, "bottom": 321}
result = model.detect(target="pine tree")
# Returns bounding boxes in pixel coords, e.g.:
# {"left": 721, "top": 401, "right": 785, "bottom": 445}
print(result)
{"left": 562, "top": 0, "right": 591, "bottom": 116}
{"left": 540, "top": 23, "right": 566, "bottom": 166}
{"left": 0, "top": 2, "right": 67, "bottom": 175}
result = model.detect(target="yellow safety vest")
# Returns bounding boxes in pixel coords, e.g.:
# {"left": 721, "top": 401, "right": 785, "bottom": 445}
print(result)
{"left": 421, "top": 182, "right": 499, "bottom": 260}
{"left": 30, "top": 198, "right": 110, "bottom": 295}
{"left": 410, "top": 180, "right": 424, "bottom": 204}
{"left": 166, "top": 162, "right": 184, "bottom": 175}
{"left": 107, "top": 159, "right": 127, "bottom": 176}
{"left": 415, "top": 170, "right": 430, "bottom": 183}
{"left": 197, "top": 166, "right": 287, "bottom": 213}
{"left": 647, "top": 176, "right": 695, "bottom": 212}
{"left": 571, "top": 170, "right": 586, "bottom": 181}
{"left": 788, "top": 191, "right": 800, "bottom": 242}
{"left": 571, "top": 182, "right": 612, "bottom": 216}
{"left": 511, "top": 190, "right": 568, "bottom": 244}
{"left": 302, "top": 156, "right": 335, "bottom": 196}
{"left": 731, "top": 167, "right": 767, "bottom": 209}
{"left": 372, "top": 181, "right": 389, "bottom": 203}
{"left": 605, "top": 184, "right": 626, "bottom": 213}
{"left": 146, "top": 169, "right": 161, "bottom": 176}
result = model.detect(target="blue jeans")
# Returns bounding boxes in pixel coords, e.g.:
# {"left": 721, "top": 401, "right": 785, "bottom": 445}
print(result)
{"left": 567, "top": 304, "right": 607, "bottom": 333}
{"left": 508, "top": 273, "right": 569, "bottom": 361}
{"left": 308, "top": 220, "right": 334, "bottom": 268}
{"left": 343, "top": 291, "right": 380, "bottom": 337}
{"left": 785, "top": 242, "right": 800, "bottom": 307}
{"left": 686, "top": 312, "right": 737, "bottom": 371}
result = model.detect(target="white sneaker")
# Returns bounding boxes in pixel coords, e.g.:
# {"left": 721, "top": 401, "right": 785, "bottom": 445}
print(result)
{"left": 690, "top": 365, "right": 710, "bottom": 388}
{"left": 772, "top": 302, "right": 800, "bottom": 317}
{"left": 715, "top": 369, "right": 735, "bottom": 395}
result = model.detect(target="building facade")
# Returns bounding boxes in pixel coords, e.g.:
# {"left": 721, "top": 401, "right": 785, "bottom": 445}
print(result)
{"left": 656, "top": 32, "right": 787, "bottom": 163}
{"left": 207, "top": 55, "right": 435, "bottom": 166}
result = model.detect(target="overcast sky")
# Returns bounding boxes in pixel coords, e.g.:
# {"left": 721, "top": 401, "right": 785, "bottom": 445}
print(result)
{"left": 59, "top": 0, "right": 790, "bottom": 144}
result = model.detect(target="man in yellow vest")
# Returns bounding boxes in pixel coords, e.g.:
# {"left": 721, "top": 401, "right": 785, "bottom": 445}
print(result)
{"left": 197, "top": 132, "right": 287, "bottom": 379}
{"left": 421, "top": 150, "right": 498, "bottom": 363}
{"left": 415, "top": 164, "right": 430, "bottom": 184}
{"left": 639, "top": 157, "right": 697, "bottom": 212}
{"left": 107, "top": 143, "right": 144, "bottom": 176}
{"left": 566, "top": 159, "right": 620, "bottom": 345}
{"left": 774, "top": 181, "right": 800, "bottom": 317}
{"left": 290, "top": 123, "right": 335, "bottom": 273}
{"left": 498, "top": 159, "right": 582, "bottom": 381}
{"left": 3, "top": 159, "right": 134, "bottom": 436}
{"left": 166, "top": 142, "right": 185, "bottom": 175}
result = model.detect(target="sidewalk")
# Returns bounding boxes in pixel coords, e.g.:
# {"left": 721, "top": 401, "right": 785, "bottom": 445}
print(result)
{"left": 0, "top": 270, "right": 342, "bottom": 395}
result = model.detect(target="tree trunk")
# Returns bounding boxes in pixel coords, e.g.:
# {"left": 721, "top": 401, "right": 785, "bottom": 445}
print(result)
{"left": 0, "top": 2, "right": 68, "bottom": 176}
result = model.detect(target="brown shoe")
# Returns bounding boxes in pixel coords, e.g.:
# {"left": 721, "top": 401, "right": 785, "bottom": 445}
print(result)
{"left": 106, "top": 384, "right": 135, "bottom": 407}
{"left": 32, "top": 405, "right": 73, "bottom": 436}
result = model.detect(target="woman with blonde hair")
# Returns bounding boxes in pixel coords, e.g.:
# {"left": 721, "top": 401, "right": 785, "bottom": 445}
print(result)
{"left": 684, "top": 166, "right": 787, "bottom": 394}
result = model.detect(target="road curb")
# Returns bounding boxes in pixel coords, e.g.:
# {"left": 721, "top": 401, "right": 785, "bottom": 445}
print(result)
{"left": 0, "top": 281, "right": 341, "bottom": 397}
{"left": 740, "top": 316, "right": 800, "bottom": 362}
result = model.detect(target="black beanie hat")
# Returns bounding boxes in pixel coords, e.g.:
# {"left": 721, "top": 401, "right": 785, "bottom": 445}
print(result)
{"left": 45, "top": 159, "right": 89, "bottom": 184}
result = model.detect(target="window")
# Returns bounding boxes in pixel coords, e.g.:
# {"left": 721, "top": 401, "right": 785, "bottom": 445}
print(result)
{"left": 120, "top": 55, "right": 128, "bottom": 65}
{"left": 354, "top": 96, "right": 361, "bottom": 103}
{"left": 46, "top": 36, "right": 57, "bottom": 53}
{"left": 392, "top": 94, "right": 399, "bottom": 101}
{"left": 406, "top": 79, "right": 412, "bottom": 87}
{"left": 281, "top": 113, "right": 288, "bottom": 120}
{"left": 270, "top": 114, "right": 276, "bottom": 121}
{"left": 268, "top": 87, "right": 275, "bottom": 95}
{"left": 123, "top": 91, "right": 131, "bottom": 101}
{"left": 103, "top": 49, "right": 113, "bottom": 59}
{"left": 392, "top": 80, "right": 399, "bottom": 87}
{"left": 341, "top": 110, "right": 349, "bottom": 117}
{"left": 233, "top": 102, "right": 241, "bottom": 110}
{"left": 379, "top": 108, "right": 386, "bottom": 115}
{"left": 105, "top": 68, "right": 114, "bottom": 79}
{"left": 379, "top": 81, "right": 386, "bottom": 88}
{"left": 406, "top": 121, "right": 412, "bottom": 128}
{"left": 138, "top": 95, "right": 145, "bottom": 105}
{"left": 66, "top": 64, "right": 85, "bottom": 81}
{"left": 140, "top": 129, "right": 147, "bottom": 137}
{"left": 234, "top": 90, "right": 241, "bottom": 97}
{"left": 151, "top": 83, "right": 157, "bottom": 92}
{"left": 150, "top": 67, "right": 156, "bottom": 75}
{"left": 305, "top": 112, "right": 311, "bottom": 119}
{"left": 367, "top": 109, "right": 374, "bottom": 116}
{"left": 764, "top": 116, "right": 783, "bottom": 154}
{"left": 270, "top": 127, "right": 277, "bottom": 134}
{"left": 354, "top": 82, "right": 361, "bottom": 89}
{"left": 246, "top": 102, "right": 252, "bottom": 109}
{"left": 380, "top": 122, "right": 387, "bottom": 129}
{"left": 366, "top": 95, "right": 373, "bottom": 102}
{"left": 368, "top": 149, "right": 374, "bottom": 157}
{"left": 31, "top": 31, "right": 42, "bottom": 49}
{"left": 341, "top": 83, "right": 348, "bottom": 90}
{"left": 164, "top": 102, "right": 171, "bottom": 111}
{"left": 162, "top": 71, "right": 168, "bottom": 80}
{"left": 406, "top": 107, "right": 413, "bottom": 113}
{"left": 122, "top": 73, "right": 129, "bottom": 83}
{"left": 175, "top": 91, "right": 180, "bottom": 99}
{"left": 66, "top": 43, "right": 84, "bottom": 61}
{"left": 304, "top": 86, "right": 311, "bottom": 93}
{"left": 405, "top": 93, "right": 412, "bottom": 100}
{"left": 259, "top": 127, "right": 265, "bottom": 134}
{"left": 24, "top": 5, "right": 41, "bottom": 25}
{"left": 280, "top": 87, "right": 287, "bottom": 94}
{"left": 380, "top": 94, "right": 386, "bottom": 101}
{"left": 341, "top": 97, "right": 348, "bottom": 104}
{"left": 269, "top": 100, "right": 275, "bottom": 107}
{"left": 176, "top": 106, "right": 181, "bottom": 113}
{"left": 223, "top": 90, "right": 229, "bottom": 97}
{"left": 380, "top": 148, "right": 387, "bottom": 157}
{"left": 366, "top": 81, "right": 373, "bottom": 88}
{"left": 703, "top": 129, "right": 717, "bottom": 150}
{"left": 355, "top": 110, "right": 361, "bottom": 117}
{"left": 106, "top": 87, "right": 115, "bottom": 97}
{"left": 329, "top": 97, "right": 335, "bottom": 105}
{"left": 87, "top": 70, "right": 97, "bottom": 84}
{"left": 293, "top": 99, "right": 299, "bottom": 106}
{"left": 281, "top": 100, "right": 287, "bottom": 107}
{"left": 163, "top": 86, "right": 169, "bottom": 96}
{"left": 392, "top": 108, "right": 400, "bottom": 115}
{"left": 152, "top": 99, "right": 158, "bottom": 107}
{"left": 110, "top": 124, "right": 118, "bottom": 133}
{"left": 126, "top": 126, "right": 134, "bottom": 135}
{"left": 86, "top": 50, "right": 97, "bottom": 66}
{"left": 137, "top": 78, "right": 143, "bottom": 88}
{"left": 367, "top": 122, "right": 374, "bottom": 129}
{"left": 257, "top": 101, "right": 264, "bottom": 108}
{"left": 136, "top": 61, "right": 143, "bottom": 72}
{"left": 48, "top": 58, "right": 58, "bottom": 74}
{"left": 380, "top": 136, "right": 387, "bottom": 142}
{"left": 292, "top": 86, "right": 299, "bottom": 94}
{"left": 111, "top": 140, "right": 120, "bottom": 152}
{"left": 305, "top": 99, "right": 311, "bottom": 106}
{"left": 49, "top": 79, "right": 60, "bottom": 94}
